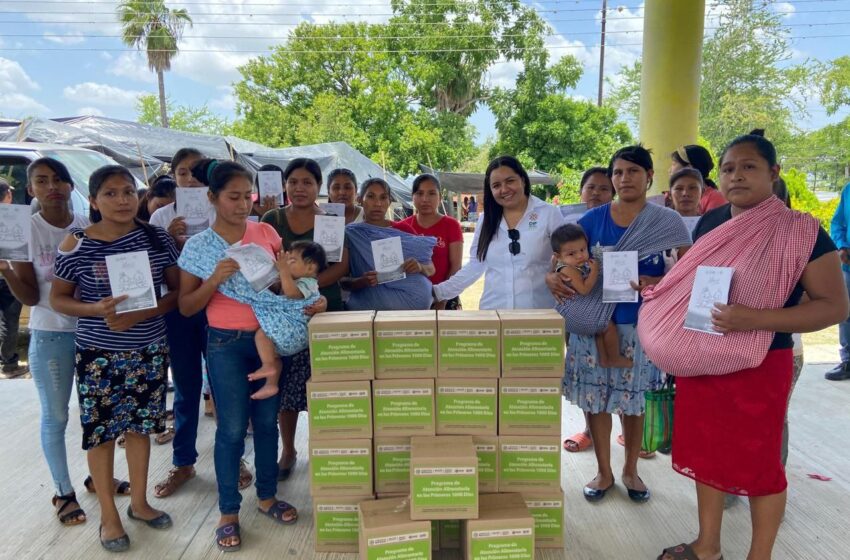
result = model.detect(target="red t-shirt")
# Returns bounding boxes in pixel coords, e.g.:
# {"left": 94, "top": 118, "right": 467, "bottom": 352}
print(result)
{"left": 395, "top": 215, "right": 463, "bottom": 284}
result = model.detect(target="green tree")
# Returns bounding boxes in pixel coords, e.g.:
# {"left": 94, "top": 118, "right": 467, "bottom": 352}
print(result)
{"left": 117, "top": 0, "right": 192, "bottom": 128}
{"left": 821, "top": 56, "right": 850, "bottom": 116}
{"left": 136, "top": 94, "right": 230, "bottom": 135}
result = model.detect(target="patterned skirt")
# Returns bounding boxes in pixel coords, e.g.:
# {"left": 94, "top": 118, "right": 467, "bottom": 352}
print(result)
{"left": 563, "top": 323, "right": 662, "bottom": 416}
{"left": 75, "top": 338, "right": 169, "bottom": 450}
{"left": 278, "top": 348, "right": 311, "bottom": 412}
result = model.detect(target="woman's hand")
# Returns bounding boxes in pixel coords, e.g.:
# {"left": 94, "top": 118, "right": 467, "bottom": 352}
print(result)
{"left": 104, "top": 310, "right": 143, "bottom": 332}
{"left": 354, "top": 271, "right": 379, "bottom": 290}
{"left": 545, "top": 271, "right": 576, "bottom": 304}
{"left": 629, "top": 275, "right": 662, "bottom": 292}
{"left": 711, "top": 303, "right": 761, "bottom": 334}
{"left": 304, "top": 296, "right": 328, "bottom": 316}
{"left": 257, "top": 196, "right": 278, "bottom": 217}
{"left": 92, "top": 295, "right": 129, "bottom": 317}
{"left": 167, "top": 217, "right": 188, "bottom": 239}
{"left": 402, "top": 258, "right": 422, "bottom": 275}
{"left": 210, "top": 258, "right": 240, "bottom": 287}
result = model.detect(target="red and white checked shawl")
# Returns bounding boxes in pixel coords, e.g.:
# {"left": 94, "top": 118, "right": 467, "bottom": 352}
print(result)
{"left": 637, "top": 196, "right": 819, "bottom": 377}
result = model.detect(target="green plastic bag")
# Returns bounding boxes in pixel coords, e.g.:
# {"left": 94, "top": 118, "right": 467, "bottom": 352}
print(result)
{"left": 643, "top": 378, "right": 675, "bottom": 453}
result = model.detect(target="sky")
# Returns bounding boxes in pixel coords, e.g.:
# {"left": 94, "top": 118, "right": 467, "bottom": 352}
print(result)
{"left": 0, "top": 0, "right": 848, "bottom": 144}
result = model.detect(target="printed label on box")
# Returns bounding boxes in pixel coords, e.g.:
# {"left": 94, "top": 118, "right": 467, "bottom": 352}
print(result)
{"left": 311, "top": 331, "right": 372, "bottom": 369}
{"left": 500, "top": 445, "right": 559, "bottom": 482}
{"left": 476, "top": 444, "right": 497, "bottom": 486}
{"left": 525, "top": 501, "right": 563, "bottom": 539}
{"left": 376, "top": 330, "right": 435, "bottom": 367}
{"left": 311, "top": 448, "right": 371, "bottom": 485}
{"left": 437, "top": 387, "right": 496, "bottom": 424}
{"left": 374, "top": 389, "right": 433, "bottom": 426}
{"left": 439, "top": 332, "right": 499, "bottom": 366}
{"left": 366, "top": 532, "right": 430, "bottom": 560}
{"left": 316, "top": 506, "right": 360, "bottom": 542}
{"left": 309, "top": 391, "right": 371, "bottom": 429}
{"left": 502, "top": 333, "right": 563, "bottom": 366}
{"left": 500, "top": 387, "right": 560, "bottom": 424}
{"left": 376, "top": 445, "right": 411, "bottom": 484}
{"left": 470, "top": 531, "right": 534, "bottom": 560}
{"left": 412, "top": 471, "right": 477, "bottom": 507}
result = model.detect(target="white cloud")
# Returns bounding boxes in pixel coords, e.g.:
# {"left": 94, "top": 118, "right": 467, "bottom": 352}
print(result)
{"left": 76, "top": 106, "right": 105, "bottom": 116}
{"left": 0, "top": 57, "right": 47, "bottom": 117}
{"left": 63, "top": 82, "right": 148, "bottom": 108}
{"left": 0, "top": 57, "right": 39, "bottom": 92}
{"left": 210, "top": 87, "right": 236, "bottom": 111}
{"left": 774, "top": 2, "right": 796, "bottom": 19}
{"left": 108, "top": 52, "right": 156, "bottom": 84}
{"left": 43, "top": 32, "right": 85, "bottom": 45}
{"left": 0, "top": 93, "right": 49, "bottom": 116}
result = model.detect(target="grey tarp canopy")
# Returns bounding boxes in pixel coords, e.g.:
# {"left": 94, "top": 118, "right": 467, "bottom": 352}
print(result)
{"left": 418, "top": 164, "right": 554, "bottom": 193}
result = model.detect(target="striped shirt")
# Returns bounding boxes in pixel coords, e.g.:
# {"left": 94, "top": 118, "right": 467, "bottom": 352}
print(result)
{"left": 53, "top": 225, "right": 179, "bottom": 351}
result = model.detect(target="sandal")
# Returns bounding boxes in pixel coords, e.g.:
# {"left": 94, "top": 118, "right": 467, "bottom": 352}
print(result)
{"left": 258, "top": 500, "right": 298, "bottom": 525}
{"left": 658, "top": 543, "right": 724, "bottom": 560}
{"left": 215, "top": 522, "right": 241, "bottom": 552}
{"left": 563, "top": 432, "right": 592, "bottom": 453}
{"left": 277, "top": 454, "right": 297, "bottom": 481}
{"left": 52, "top": 492, "right": 86, "bottom": 526}
{"left": 617, "top": 434, "right": 656, "bottom": 459}
{"left": 154, "top": 466, "right": 196, "bottom": 498}
{"left": 84, "top": 475, "right": 131, "bottom": 496}
{"left": 155, "top": 425, "right": 176, "bottom": 445}
{"left": 238, "top": 459, "right": 253, "bottom": 490}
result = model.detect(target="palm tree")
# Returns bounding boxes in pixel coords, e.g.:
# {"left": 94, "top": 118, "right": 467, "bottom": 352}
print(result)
{"left": 117, "top": 0, "right": 192, "bottom": 128}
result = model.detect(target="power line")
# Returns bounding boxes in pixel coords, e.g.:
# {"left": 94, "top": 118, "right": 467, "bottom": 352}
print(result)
{"left": 10, "top": 0, "right": 850, "bottom": 7}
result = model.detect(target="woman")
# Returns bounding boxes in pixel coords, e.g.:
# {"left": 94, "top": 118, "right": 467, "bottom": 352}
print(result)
{"left": 639, "top": 131, "right": 848, "bottom": 560}
{"left": 261, "top": 158, "right": 347, "bottom": 480}
{"left": 0, "top": 158, "right": 132, "bottom": 526}
{"left": 253, "top": 163, "right": 286, "bottom": 218}
{"left": 327, "top": 168, "right": 364, "bottom": 224}
{"left": 670, "top": 144, "right": 726, "bottom": 213}
{"left": 434, "top": 156, "right": 563, "bottom": 309}
{"left": 396, "top": 173, "right": 463, "bottom": 308}
{"left": 51, "top": 165, "right": 178, "bottom": 551}
{"left": 552, "top": 145, "right": 692, "bottom": 504}
{"left": 178, "top": 160, "right": 316, "bottom": 551}
{"left": 669, "top": 168, "right": 703, "bottom": 220}
{"left": 137, "top": 175, "right": 176, "bottom": 222}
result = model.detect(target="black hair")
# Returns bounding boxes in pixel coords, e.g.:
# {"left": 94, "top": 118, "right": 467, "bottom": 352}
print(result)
{"left": 290, "top": 240, "right": 328, "bottom": 274}
{"left": 327, "top": 168, "right": 357, "bottom": 188}
{"left": 580, "top": 166, "right": 610, "bottom": 189}
{"left": 671, "top": 145, "right": 718, "bottom": 189}
{"left": 477, "top": 155, "right": 531, "bottom": 262}
{"left": 412, "top": 173, "right": 440, "bottom": 195}
{"left": 359, "top": 177, "right": 394, "bottom": 201}
{"left": 608, "top": 144, "right": 653, "bottom": 178}
{"left": 550, "top": 223, "right": 588, "bottom": 252}
{"left": 283, "top": 158, "right": 322, "bottom": 186}
{"left": 137, "top": 175, "right": 177, "bottom": 221}
{"left": 469, "top": 195, "right": 475, "bottom": 202}
{"left": 171, "top": 147, "right": 203, "bottom": 171}
{"left": 191, "top": 159, "right": 253, "bottom": 196}
{"left": 774, "top": 176, "right": 792, "bottom": 209}
{"left": 719, "top": 128, "right": 777, "bottom": 168}
{"left": 669, "top": 167, "right": 704, "bottom": 189}
{"left": 88, "top": 165, "right": 161, "bottom": 250}
{"left": 26, "top": 157, "right": 73, "bottom": 186}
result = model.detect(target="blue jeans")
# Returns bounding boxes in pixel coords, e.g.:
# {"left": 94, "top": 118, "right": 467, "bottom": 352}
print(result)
{"left": 841, "top": 269, "right": 850, "bottom": 362}
{"left": 29, "top": 330, "right": 76, "bottom": 496}
{"left": 165, "top": 309, "right": 207, "bottom": 467}
{"left": 206, "top": 327, "right": 281, "bottom": 515}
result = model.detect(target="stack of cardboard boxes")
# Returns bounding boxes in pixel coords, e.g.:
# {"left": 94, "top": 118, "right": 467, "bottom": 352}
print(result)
{"left": 307, "top": 308, "right": 566, "bottom": 558}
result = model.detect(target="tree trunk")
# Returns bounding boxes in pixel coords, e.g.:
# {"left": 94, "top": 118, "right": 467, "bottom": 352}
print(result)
{"left": 157, "top": 70, "right": 169, "bottom": 128}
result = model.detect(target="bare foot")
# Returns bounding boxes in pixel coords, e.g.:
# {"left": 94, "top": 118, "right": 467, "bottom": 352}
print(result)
{"left": 585, "top": 472, "right": 614, "bottom": 491}
{"left": 100, "top": 518, "right": 126, "bottom": 541}
{"left": 248, "top": 363, "right": 279, "bottom": 381}
{"left": 251, "top": 383, "right": 280, "bottom": 400}
{"left": 217, "top": 514, "right": 240, "bottom": 549}
{"left": 128, "top": 502, "right": 167, "bottom": 521}
{"left": 601, "top": 356, "right": 633, "bottom": 368}
{"left": 621, "top": 472, "right": 647, "bottom": 493}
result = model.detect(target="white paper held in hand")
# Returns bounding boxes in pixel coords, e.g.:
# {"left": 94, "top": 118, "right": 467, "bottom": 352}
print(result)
{"left": 176, "top": 187, "right": 212, "bottom": 236}
{"left": 257, "top": 171, "right": 284, "bottom": 206}
{"left": 602, "top": 251, "right": 639, "bottom": 303}
{"left": 224, "top": 243, "right": 279, "bottom": 292}
{"left": 559, "top": 203, "right": 587, "bottom": 224}
{"left": 314, "top": 214, "right": 345, "bottom": 263}
{"left": 105, "top": 251, "right": 158, "bottom": 314}
{"left": 319, "top": 202, "right": 346, "bottom": 218}
{"left": 0, "top": 204, "right": 32, "bottom": 261}
{"left": 371, "top": 236, "right": 406, "bottom": 284}
{"left": 684, "top": 266, "right": 734, "bottom": 335}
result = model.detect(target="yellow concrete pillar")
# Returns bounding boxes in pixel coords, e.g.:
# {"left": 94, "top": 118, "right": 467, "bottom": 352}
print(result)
{"left": 638, "top": 0, "right": 705, "bottom": 194}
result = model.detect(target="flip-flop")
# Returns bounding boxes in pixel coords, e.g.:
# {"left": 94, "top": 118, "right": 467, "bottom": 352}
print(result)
{"left": 155, "top": 426, "right": 176, "bottom": 445}
{"left": 238, "top": 459, "right": 253, "bottom": 490}
{"left": 258, "top": 500, "right": 298, "bottom": 525}
{"left": 215, "top": 522, "right": 241, "bottom": 552}
{"left": 564, "top": 432, "right": 592, "bottom": 452}
{"left": 658, "top": 543, "right": 724, "bottom": 560}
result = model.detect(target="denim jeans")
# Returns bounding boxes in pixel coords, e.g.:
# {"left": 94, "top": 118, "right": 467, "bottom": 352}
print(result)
{"left": 840, "top": 269, "right": 850, "bottom": 362}
{"left": 206, "top": 327, "right": 281, "bottom": 515}
{"left": 29, "top": 330, "right": 76, "bottom": 496}
{"left": 164, "top": 309, "right": 207, "bottom": 467}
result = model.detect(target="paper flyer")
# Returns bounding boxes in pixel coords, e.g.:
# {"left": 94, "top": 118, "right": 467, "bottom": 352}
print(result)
{"left": 314, "top": 214, "right": 345, "bottom": 263}
{"left": 176, "top": 187, "right": 212, "bottom": 236}
{"left": 0, "top": 204, "right": 32, "bottom": 261}
{"left": 105, "top": 251, "right": 158, "bottom": 314}
{"left": 319, "top": 202, "right": 346, "bottom": 218}
{"left": 257, "top": 170, "right": 284, "bottom": 206}
{"left": 684, "top": 266, "right": 734, "bottom": 335}
{"left": 225, "top": 242, "right": 279, "bottom": 292}
{"left": 372, "top": 236, "right": 406, "bottom": 284}
{"left": 559, "top": 203, "right": 587, "bottom": 224}
{"left": 602, "top": 250, "right": 639, "bottom": 303}
{"left": 681, "top": 215, "right": 701, "bottom": 236}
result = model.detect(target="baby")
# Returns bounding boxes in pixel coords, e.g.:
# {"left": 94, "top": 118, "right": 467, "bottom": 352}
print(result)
{"left": 552, "top": 224, "right": 633, "bottom": 368}
{"left": 248, "top": 240, "right": 327, "bottom": 399}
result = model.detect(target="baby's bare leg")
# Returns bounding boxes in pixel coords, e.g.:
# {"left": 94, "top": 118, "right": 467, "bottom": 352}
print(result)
{"left": 599, "top": 321, "right": 633, "bottom": 368}
{"left": 249, "top": 330, "right": 281, "bottom": 400}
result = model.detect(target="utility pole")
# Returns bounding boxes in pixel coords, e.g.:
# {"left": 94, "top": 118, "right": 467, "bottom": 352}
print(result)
{"left": 597, "top": 0, "right": 607, "bottom": 107}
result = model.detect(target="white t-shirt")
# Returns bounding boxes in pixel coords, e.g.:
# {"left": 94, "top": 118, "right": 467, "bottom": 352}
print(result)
{"left": 29, "top": 212, "right": 90, "bottom": 332}
{"left": 792, "top": 332, "right": 803, "bottom": 357}
{"left": 149, "top": 201, "right": 217, "bottom": 232}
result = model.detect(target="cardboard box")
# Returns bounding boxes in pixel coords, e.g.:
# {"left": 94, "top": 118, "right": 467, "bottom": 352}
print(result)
{"left": 410, "top": 436, "right": 478, "bottom": 520}
{"left": 306, "top": 380, "right": 372, "bottom": 440}
{"left": 497, "top": 309, "right": 566, "bottom": 378}
{"left": 308, "top": 311, "right": 375, "bottom": 381}
{"left": 473, "top": 436, "right": 499, "bottom": 494}
{"left": 498, "top": 377, "right": 562, "bottom": 436}
{"left": 431, "top": 521, "right": 440, "bottom": 552}
{"left": 374, "top": 311, "right": 437, "bottom": 379}
{"left": 374, "top": 437, "right": 411, "bottom": 495}
{"left": 313, "top": 494, "right": 374, "bottom": 553}
{"left": 462, "top": 493, "right": 535, "bottom": 560}
{"left": 436, "top": 378, "right": 498, "bottom": 435}
{"left": 373, "top": 379, "right": 436, "bottom": 437}
{"left": 359, "top": 497, "right": 432, "bottom": 560}
{"left": 498, "top": 436, "right": 562, "bottom": 492}
{"left": 522, "top": 489, "right": 565, "bottom": 549}
{"left": 309, "top": 438, "right": 373, "bottom": 496}
{"left": 440, "top": 520, "right": 461, "bottom": 549}
{"left": 437, "top": 311, "right": 501, "bottom": 378}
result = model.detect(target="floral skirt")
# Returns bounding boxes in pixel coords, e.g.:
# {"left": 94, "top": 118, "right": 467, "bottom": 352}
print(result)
{"left": 563, "top": 323, "right": 662, "bottom": 416}
{"left": 75, "top": 339, "right": 169, "bottom": 450}
{"left": 278, "top": 348, "right": 311, "bottom": 412}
